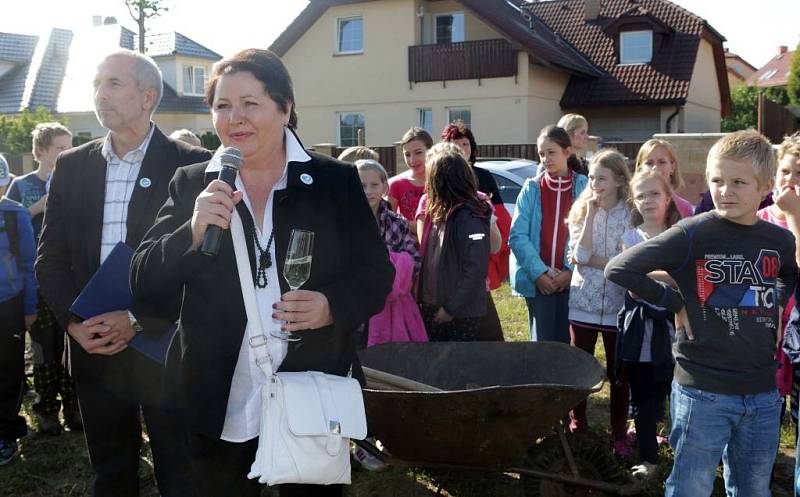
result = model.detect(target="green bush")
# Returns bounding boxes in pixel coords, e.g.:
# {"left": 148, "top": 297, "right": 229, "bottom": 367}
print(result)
{"left": 0, "top": 107, "right": 68, "bottom": 154}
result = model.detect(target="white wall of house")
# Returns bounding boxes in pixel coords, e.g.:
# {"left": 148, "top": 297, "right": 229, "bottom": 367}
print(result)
{"left": 527, "top": 62, "right": 570, "bottom": 141}
{"left": 684, "top": 39, "right": 722, "bottom": 133}
{"left": 283, "top": 0, "right": 558, "bottom": 147}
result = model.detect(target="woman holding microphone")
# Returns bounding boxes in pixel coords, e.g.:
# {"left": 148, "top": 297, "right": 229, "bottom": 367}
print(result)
{"left": 130, "top": 49, "right": 393, "bottom": 497}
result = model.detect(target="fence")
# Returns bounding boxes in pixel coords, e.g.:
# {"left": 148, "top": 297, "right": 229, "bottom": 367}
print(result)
{"left": 759, "top": 94, "right": 800, "bottom": 144}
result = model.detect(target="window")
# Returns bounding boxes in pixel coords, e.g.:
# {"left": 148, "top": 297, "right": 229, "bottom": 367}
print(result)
{"left": 435, "top": 13, "right": 464, "bottom": 44}
{"left": 337, "top": 112, "right": 365, "bottom": 147}
{"left": 418, "top": 108, "right": 432, "bottom": 134}
{"left": 182, "top": 65, "right": 206, "bottom": 95}
{"left": 759, "top": 69, "right": 778, "bottom": 81}
{"left": 447, "top": 107, "right": 471, "bottom": 128}
{"left": 619, "top": 30, "right": 652, "bottom": 64}
{"left": 337, "top": 17, "right": 363, "bottom": 54}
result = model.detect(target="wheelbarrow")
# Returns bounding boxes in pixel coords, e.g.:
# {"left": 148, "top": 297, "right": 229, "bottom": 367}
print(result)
{"left": 356, "top": 342, "right": 642, "bottom": 496}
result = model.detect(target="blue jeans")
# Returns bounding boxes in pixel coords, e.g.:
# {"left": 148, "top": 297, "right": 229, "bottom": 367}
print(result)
{"left": 665, "top": 382, "right": 782, "bottom": 497}
{"left": 524, "top": 291, "right": 570, "bottom": 343}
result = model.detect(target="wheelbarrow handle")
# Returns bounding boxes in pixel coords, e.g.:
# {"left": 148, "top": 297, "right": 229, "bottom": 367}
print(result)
{"left": 362, "top": 367, "right": 443, "bottom": 392}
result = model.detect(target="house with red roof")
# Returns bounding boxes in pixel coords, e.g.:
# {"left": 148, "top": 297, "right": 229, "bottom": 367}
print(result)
{"left": 747, "top": 45, "right": 795, "bottom": 89}
{"left": 725, "top": 48, "right": 756, "bottom": 88}
{"left": 271, "top": 0, "right": 730, "bottom": 145}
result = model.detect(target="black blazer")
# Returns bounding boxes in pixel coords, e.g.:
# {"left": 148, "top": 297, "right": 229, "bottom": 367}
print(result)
{"left": 35, "top": 126, "right": 211, "bottom": 402}
{"left": 130, "top": 149, "right": 394, "bottom": 439}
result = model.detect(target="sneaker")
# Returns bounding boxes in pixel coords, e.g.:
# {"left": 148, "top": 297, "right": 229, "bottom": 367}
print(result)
{"left": 352, "top": 439, "right": 388, "bottom": 472}
{"left": 631, "top": 461, "right": 657, "bottom": 479}
{"left": 0, "top": 440, "right": 18, "bottom": 466}
{"left": 612, "top": 437, "right": 634, "bottom": 458}
{"left": 36, "top": 412, "right": 62, "bottom": 436}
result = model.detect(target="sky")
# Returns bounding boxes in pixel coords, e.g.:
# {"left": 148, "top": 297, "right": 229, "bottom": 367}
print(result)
{"left": 0, "top": 0, "right": 797, "bottom": 68}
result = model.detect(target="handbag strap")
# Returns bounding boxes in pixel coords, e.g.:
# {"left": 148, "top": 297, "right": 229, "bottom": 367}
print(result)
{"left": 230, "top": 210, "right": 274, "bottom": 378}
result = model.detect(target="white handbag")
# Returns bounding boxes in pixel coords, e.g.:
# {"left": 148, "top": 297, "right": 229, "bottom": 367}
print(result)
{"left": 229, "top": 211, "right": 367, "bottom": 486}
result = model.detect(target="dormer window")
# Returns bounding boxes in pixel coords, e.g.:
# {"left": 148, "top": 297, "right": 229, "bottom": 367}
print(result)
{"left": 435, "top": 13, "right": 465, "bottom": 44}
{"left": 182, "top": 65, "right": 206, "bottom": 96}
{"left": 620, "top": 30, "right": 652, "bottom": 64}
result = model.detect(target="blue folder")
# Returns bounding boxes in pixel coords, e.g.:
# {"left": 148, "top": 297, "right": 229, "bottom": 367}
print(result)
{"left": 69, "top": 242, "right": 175, "bottom": 364}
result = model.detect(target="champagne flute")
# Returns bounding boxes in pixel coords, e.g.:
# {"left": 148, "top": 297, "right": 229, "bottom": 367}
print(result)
{"left": 274, "top": 229, "right": 314, "bottom": 341}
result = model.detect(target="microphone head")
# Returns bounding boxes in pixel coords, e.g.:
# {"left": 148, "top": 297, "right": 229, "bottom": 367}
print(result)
{"left": 219, "top": 147, "right": 243, "bottom": 170}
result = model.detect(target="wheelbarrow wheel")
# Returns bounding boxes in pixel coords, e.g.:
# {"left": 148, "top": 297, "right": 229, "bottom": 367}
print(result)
{"left": 520, "top": 433, "right": 629, "bottom": 497}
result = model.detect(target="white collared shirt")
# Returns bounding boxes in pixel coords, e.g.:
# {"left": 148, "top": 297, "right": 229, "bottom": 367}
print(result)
{"left": 219, "top": 130, "right": 312, "bottom": 442}
{"left": 99, "top": 124, "right": 155, "bottom": 263}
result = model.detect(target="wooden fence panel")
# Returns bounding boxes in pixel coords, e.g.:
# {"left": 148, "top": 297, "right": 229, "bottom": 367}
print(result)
{"left": 759, "top": 94, "right": 800, "bottom": 144}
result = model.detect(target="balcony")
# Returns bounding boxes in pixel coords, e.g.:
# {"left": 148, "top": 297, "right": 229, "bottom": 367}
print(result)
{"left": 408, "top": 38, "right": 518, "bottom": 84}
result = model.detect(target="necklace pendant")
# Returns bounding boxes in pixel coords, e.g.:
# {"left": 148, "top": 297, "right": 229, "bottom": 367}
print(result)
{"left": 259, "top": 252, "right": 272, "bottom": 270}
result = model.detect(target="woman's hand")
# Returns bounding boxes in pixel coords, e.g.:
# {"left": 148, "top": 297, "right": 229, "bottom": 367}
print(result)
{"left": 190, "top": 180, "right": 243, "bottom": 250}
{"left": 273, "top": 290, "right": 333, "bottom": 332}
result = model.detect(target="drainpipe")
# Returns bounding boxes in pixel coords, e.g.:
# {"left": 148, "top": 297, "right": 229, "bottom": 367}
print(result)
{"left": 666, "top": 105, "right": 681, "bottom": 133}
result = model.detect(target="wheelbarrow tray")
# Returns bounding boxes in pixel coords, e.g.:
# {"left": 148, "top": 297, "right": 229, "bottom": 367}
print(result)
{"left": 357, "top": 342, "right": 604, "bottom": 468}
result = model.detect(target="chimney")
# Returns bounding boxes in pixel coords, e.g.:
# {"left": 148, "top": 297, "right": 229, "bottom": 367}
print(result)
{"left": 92, "top": 15, "right": 103, "bottom": 27}
{"left": 585, "top": 0, "right": 600, "bottom": 22}
{"left": 779, "top": 45, "right": 788, "bottom": 55}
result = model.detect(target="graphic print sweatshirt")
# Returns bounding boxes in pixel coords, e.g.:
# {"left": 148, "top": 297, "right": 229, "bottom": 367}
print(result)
{"left": 605, "top": 211, "right": 798, "bottom": 395}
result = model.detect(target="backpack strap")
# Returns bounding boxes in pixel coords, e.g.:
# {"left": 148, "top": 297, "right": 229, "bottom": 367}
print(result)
{"left": 2, "top": 210, "right": 21, "bottom": 265}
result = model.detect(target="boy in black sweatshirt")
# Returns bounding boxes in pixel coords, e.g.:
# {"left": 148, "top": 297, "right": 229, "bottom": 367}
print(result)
{"left": 606, "top": 130, "right": 797, "bottom": 497}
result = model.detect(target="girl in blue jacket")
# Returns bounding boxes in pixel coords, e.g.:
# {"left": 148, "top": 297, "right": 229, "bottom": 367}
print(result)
{"left": 509, "top": 126, "right": 587, "bottom": 343}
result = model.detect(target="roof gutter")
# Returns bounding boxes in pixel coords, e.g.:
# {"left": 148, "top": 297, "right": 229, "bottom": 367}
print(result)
{"left": 666, "top": 105, "right": 682, "bottom": 133}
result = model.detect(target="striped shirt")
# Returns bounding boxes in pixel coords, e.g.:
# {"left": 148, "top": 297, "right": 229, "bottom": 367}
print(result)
{"left": 99, "top": 124, "right": 155, "bottom": 263}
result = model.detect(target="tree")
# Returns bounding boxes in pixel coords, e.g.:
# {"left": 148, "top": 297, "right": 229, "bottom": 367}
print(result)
{"left": 788, "top": 45, "right": 800, "bottom": 106}
{"left": 124, "top": 0, "right": 168, "bottom": 54}
{"left": 721, "top": 85, "right": 789, "bottom": 132}
{"left": 0, "top": 107, "right": 68, "bottom": 155}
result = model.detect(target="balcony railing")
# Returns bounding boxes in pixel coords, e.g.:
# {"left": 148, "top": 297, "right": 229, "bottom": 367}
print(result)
{"left": 408, "top": 38, "right": 518, "bottom": 83}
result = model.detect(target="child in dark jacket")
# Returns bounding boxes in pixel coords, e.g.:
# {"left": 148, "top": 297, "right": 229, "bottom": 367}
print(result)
{"left": 416, "top": 143, "right": 491, "bottom": 341}
{"left": 0, "top": 155, "right": 37, "bottom": 465}
{"left": 617, "top": 170, "right": 682, "bottom": 478}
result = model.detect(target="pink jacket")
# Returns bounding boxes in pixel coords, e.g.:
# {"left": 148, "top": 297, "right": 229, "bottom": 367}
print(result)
{"left": 368, "top": 251, "right": 428, "bottom": 346}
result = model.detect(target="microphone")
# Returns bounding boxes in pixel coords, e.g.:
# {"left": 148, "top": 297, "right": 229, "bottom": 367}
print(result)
{"left": 201, "top": 147, "right": 243, "bottom": 256}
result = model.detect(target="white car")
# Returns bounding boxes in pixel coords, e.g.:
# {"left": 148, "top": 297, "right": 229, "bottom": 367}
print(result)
{"left": 475, "top": 158, "right": 539, "bottom": 216}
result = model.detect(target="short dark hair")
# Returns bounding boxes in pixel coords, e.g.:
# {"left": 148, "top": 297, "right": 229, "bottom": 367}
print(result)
{"left": 441, "top": 123, "right": 478, "bottom": 164}
{"left": 401, "top": 127, "right": 433, "bottom": 149}
{"left": 205, "top": 48, "right": 298, "bottom": 129}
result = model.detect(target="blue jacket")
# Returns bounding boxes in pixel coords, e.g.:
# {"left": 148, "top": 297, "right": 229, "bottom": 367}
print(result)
{"left": 508, "top": 171, "right": 588, "bottom": 298}
{"left": 0, "top": 197, "right": 37, "bottom": 314}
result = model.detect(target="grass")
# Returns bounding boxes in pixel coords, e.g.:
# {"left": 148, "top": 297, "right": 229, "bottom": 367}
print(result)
{"left": 1, "top": 282, "right": 796, "bottom": 496}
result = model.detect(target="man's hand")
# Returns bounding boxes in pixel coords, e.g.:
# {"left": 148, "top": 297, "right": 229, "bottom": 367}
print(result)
{"left": 433, "top": 307, "right": 454, "bottom": 324}
{"left": 675, "top": 307, "right": 694, "bottom": 341}
{"left": 24, "top": 314, "right": 37, "bottom": 330}
{"left": 273, "top": 290, "right": 334, "bottom": 332}
{"left": 535, "top": 273, "right": 557, "bottom": 295}
{"left": 67, "top": 310, "right": 135, "bottom": 355}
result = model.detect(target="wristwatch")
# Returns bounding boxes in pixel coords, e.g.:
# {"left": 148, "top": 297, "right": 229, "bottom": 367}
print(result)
{"left": 128, "top": 311, "right": 144, "bottom": 333}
